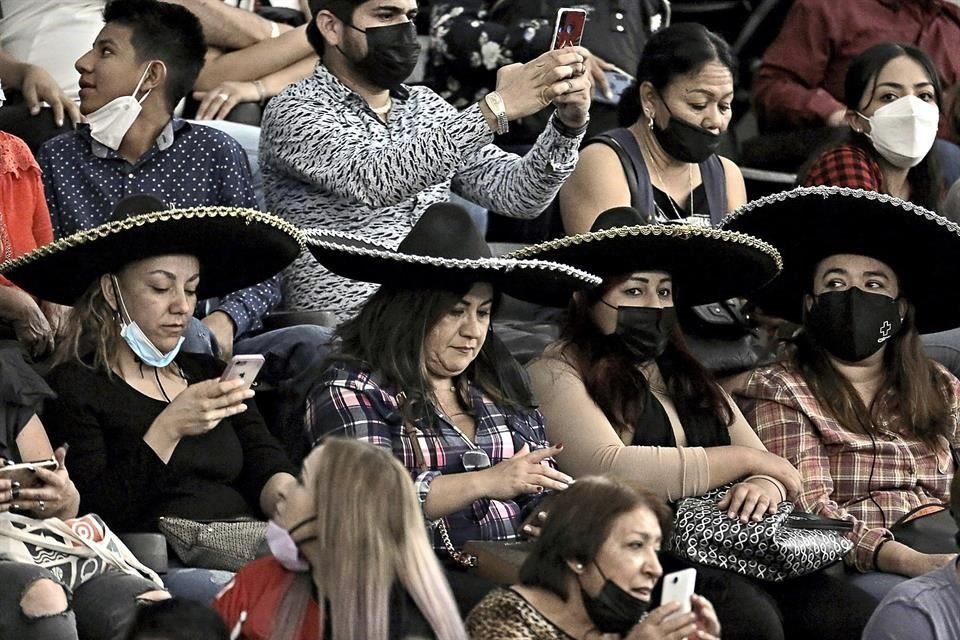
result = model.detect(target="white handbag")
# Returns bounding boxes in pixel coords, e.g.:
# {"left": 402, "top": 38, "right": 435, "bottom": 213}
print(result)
{"left": 0, "top": 512, "right": 163, "bottom": 589}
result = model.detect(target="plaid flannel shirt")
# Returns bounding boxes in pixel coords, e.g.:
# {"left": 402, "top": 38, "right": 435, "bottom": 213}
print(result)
{"left": 305, "top": 363, "right": 554, "bottom": 554}
{"left": 739, "top": 358, "right": 960, "bottom": 572}
{"left": 802, "top": 144, "right": 885, "bottom": 193}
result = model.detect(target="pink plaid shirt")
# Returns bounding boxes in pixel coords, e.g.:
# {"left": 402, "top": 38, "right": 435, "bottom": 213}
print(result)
{"left": 739, "top": 357, "right": 960, "bottom": 572}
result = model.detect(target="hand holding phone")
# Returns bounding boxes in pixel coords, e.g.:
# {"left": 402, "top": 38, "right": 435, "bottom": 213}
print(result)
{"left": 660, "top": 568, "right": 696, "bottom": 621}
{"left": 220, "top": 354, "right": 265, "bottom": 388}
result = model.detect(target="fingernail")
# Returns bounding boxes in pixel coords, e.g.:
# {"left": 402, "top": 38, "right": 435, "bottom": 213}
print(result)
{"left": 30, "top": 106, "right": 39, "bottom": 115}
{"left": 523, "top": 525, "right": 533, "bottom": 533}
{"left": 556, "top": 443, "right": 564, "bottom": 450}
{"left": 605, "top": 91, "right": 613, "bottom": 99}
{"left": 728, "top": 511, "right": 736, "bottom": 519}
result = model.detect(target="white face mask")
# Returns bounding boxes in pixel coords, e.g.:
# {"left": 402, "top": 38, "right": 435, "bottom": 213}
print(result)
{"left": 859, "top": 94, "right": 940, "bottom": 169}
{"left": 83, "top": 62, "right": 161, "bottom": 150}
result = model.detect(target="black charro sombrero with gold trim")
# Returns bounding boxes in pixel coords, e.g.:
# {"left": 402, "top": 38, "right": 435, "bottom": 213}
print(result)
{"left": 507, "top": 207, "right": 783, "bottom": 306}
{"left": 304, "top": 202, "right": 601, "bottom": 307}
{"left": 719, "top": 186, "right": 960, "bottom": 332}
{"left": 1, "top": 195, "right": 304, "bottom": 305}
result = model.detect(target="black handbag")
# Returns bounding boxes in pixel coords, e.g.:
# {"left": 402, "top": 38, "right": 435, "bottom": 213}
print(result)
{"left": 669, "top": 484, "right": 855, "bottom": 582}
{"left": 890, "top": 505, "right": 958, "bottom": 554}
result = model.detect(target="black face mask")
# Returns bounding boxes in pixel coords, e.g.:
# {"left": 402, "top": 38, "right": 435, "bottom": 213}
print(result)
{"left": 603, "top": 301, "right": 678, "bottom": 363}
{"left": 580, "top": 562, "right": 651, "bottom": 635}
{"left": 652, "top": 96, "right": 724, "bottom": 164}
{"left": 805, "top": 288, "right": 903, "bottom": 363}
{"left": 339, "top": 21, "right": 421, "bottom": 91}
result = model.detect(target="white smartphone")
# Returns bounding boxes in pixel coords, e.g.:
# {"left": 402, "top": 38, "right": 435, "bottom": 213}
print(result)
{"left": 660, "top": 568, "right": 696, "bottom": 620}
{"left": 0, "top": 457, "right": 59, "bottom": 488}
{"left": 220, "top": 354, "right": 265, "bottom": 388}
{"left": 550, "top": 8, "right": 587, "bottom": 50}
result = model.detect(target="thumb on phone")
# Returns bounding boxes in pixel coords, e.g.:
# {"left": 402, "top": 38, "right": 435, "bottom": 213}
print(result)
{"left": 55, "top": 444, "right": 69, "bottom": 470}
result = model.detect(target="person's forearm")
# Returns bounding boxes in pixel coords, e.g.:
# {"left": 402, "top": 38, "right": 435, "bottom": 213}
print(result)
{"left": 422, "top": 472, "right": 491, "bottom": 520}
{"left": 262, "top": 54, "right": 318, "bottom": 96}
{"left": 703, "top": 446, "right": 773, "bottom": 486}
{"left": 0, "top": 284, "right": 37, "bottom": 324}
{"left": 166, "top": 0, "right": 276, "bottom": 49}
{"left": 194, "top": 26, "right": 314, "bottom": 91}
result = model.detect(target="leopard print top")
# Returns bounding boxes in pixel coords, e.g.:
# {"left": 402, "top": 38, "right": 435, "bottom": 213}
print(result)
{"left": 466, "top": 588, "right": 576, "bottom": 639}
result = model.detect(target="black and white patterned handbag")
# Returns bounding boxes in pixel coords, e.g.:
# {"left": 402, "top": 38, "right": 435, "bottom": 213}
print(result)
{"left": 669, "top": 484, "right": 855, "bottom": 582}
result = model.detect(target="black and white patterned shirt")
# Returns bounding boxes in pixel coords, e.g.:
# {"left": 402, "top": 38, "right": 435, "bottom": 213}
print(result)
{"left": 260, "top": 64, "right": 583, "bottom": 317}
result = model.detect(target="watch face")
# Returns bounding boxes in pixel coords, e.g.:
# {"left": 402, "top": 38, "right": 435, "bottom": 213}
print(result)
{"left": 486, "top": 92, "right": 504, "bottom": 113}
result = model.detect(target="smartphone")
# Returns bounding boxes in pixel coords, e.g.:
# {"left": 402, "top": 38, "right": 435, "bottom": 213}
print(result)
{"left": 0, "top": 457, "right": 59, "bottom": 489}
{"left": 220, "top": 354, "right": 265, "bottom": 388}
{"left": 551, "top": 8, "right": 587, "bottom": 50}
{"left": 660, "top": 568, "right": 696, "bottom": 620}
{"left": 593, "top": 68, "right": 636, "bottom": 105}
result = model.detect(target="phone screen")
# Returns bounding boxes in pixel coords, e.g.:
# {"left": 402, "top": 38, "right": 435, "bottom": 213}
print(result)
{"left": 551, "top": 9, "right": 587, "bottom": 50}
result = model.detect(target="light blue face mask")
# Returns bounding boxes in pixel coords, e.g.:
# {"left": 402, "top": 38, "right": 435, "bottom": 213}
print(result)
{"left": 111, "top": 276, "right": 184, "bottom": 368}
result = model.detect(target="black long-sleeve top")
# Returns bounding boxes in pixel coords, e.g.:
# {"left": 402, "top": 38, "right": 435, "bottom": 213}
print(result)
{"left": 42, "top": 353, "right": 296, "bottom": 533}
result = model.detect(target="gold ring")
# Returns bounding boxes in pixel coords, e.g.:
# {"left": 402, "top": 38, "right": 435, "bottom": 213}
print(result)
{"left": 540, "top": 86, "right": 551, "bottom": 105}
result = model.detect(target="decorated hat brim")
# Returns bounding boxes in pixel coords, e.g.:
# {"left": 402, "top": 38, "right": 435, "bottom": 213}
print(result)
{"left": 719, "top": 186, "right": 960, "bottom": 332}
{"left": 506, "top": 224, "right": 783, "bottom": 307}
{"left": 304, "top": 229, "right": 602, "bottom": 307}
{"left": 2, "top": 207, "right": 304, "bottom": 305}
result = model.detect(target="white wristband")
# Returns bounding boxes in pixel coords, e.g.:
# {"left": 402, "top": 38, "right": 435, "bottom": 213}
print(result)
{"left": 270, "top": 21, "right": 280, "bottom": 38}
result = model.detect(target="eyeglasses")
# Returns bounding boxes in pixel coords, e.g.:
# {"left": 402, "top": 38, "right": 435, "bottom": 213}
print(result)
{"left": 461, "top": 449, "right": 491, "bottom": 471}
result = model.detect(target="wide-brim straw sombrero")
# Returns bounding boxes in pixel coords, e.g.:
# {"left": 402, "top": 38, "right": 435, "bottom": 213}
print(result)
{"left": 2, "top": 196, "right": 304, "bottom": 305}
{"left": 718, "top": 186, "right": 960, "bottom": 332}
{"left": 507, "top": 207, "right": 783, "bottom": 306}
{"left": 304, "top": 202, "right": 601, "bottom": 307}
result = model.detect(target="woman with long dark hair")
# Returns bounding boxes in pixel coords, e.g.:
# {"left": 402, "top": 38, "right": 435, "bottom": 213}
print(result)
{"left": 724, "top": 186, "right": 960, "bottom": 600}
{"left": 800, "top": 43, "right": 942, "bottom": 211}
{"left": 559, "top": 22, "right": 747, "bottom": 233}
{"left": 301, "top": 203, "right": 599, "bottom": 609}
{"left": 513, "top": 207, "right": 879, "bottom": 639}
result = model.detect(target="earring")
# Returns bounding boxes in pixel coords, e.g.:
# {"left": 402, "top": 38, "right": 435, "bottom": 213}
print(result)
{"left": 575, "top": 563, "right": 584, "bottom": 571}
{"left": 646, "top": 112, "right": 654, "bottom": 130}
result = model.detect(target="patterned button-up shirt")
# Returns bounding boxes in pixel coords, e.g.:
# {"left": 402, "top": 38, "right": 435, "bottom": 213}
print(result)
{"left": 37, "top": 119, "right": 279, "bottom": 337}
{"left": 739, "top": 357, "right": 960, "bottom": 572}
{"left": 260, "top": 64, "right": 583, "bottom": 318}
{"left": 305, "top": 362, "right": 555, "bottom": 556}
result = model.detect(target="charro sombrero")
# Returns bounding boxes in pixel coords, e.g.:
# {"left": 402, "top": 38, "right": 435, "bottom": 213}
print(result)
{"left": 507, "top": 207, "right": 783, "bottom": 306}
{"left": 1, "top": 195, "right": 304, "bottom": 305}
{"left": 304, "top": 202, "right": 601, "bottom": 307}
{"left": 719, "top": 186, "right": 960, "bottom": 332}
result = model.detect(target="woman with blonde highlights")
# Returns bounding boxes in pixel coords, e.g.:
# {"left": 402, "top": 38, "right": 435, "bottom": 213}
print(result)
{"left": 215, "top": 438, "right": 468, "bottom": 640}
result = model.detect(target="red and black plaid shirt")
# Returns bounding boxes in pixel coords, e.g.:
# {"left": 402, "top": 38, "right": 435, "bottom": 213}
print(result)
{"left": 803, "top": 144, "right": 885, "bottom": 192}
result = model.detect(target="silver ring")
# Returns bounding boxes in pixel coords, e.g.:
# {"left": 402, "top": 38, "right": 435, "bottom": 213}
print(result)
{"left": 38, "top": 500, "right": 45, "bottom": 512}
{"left": 11, "top": 485, "right": 20, "bottom": 500}
{"left": 217, "top": 92, "right": 229, "bottom": 101}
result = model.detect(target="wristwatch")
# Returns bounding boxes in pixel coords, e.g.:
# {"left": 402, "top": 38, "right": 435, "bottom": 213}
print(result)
{"left": 483, "top": 91, "right": 509, "bottom": 135}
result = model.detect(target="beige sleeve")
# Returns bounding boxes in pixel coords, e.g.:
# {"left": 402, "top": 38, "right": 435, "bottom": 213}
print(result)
{"left": 528, "top": 357, "right": 712, "bottom": 501}
{"left": 724, "top": 390, "right": 769, "bottom": 450}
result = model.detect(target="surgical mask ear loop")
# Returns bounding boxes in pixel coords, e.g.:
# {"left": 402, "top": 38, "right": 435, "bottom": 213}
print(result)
{"left": 133, "top": 61, "right": 164, "bottom": 104}
{"left": 110, "top": 275, "right": 134, "bottom": 326}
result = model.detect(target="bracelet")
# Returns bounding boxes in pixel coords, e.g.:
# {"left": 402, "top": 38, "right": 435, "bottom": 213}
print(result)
{"left": 253, "top": 80, "right": 267, "bottom": 106}
{"left": 551, "top": 111, "right": 589, "bottom": 138}
{"left": 745, "top": 475, "right": 786, "bottom": 502}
